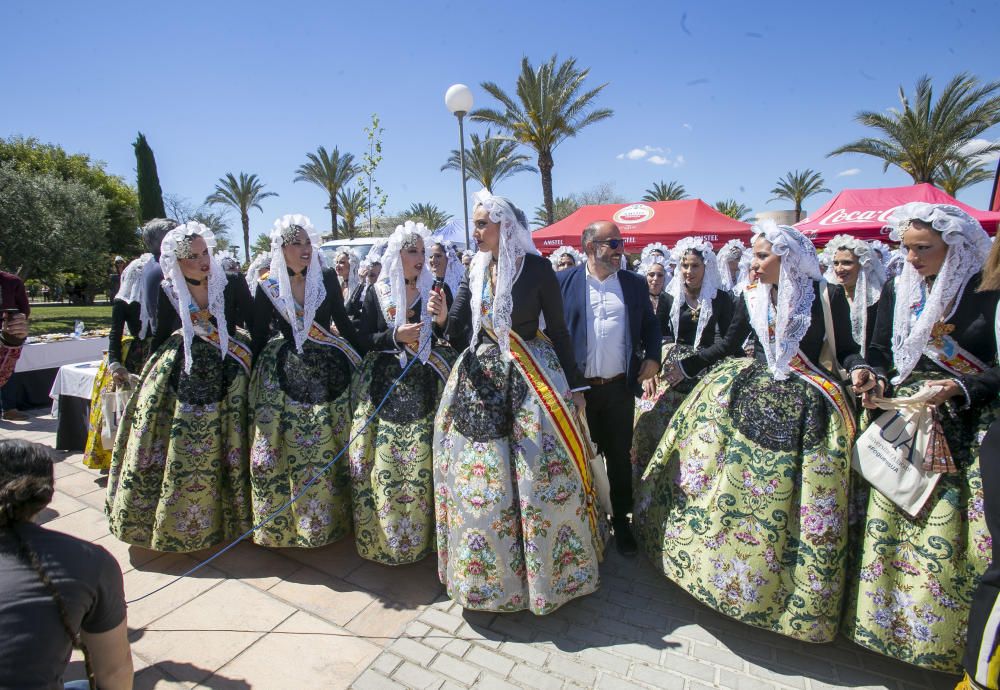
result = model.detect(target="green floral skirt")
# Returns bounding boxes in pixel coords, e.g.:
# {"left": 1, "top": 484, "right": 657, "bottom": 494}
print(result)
{"left": 634, "top": 357, "right": 854, "bottom": 643}
{"left": 247, "top": 338, "right": 355, "bottom": 548}
{"left": 106, "top": 334, "right": 253, "bottom": 553}
{"left": 631, "top": 344, "right": 696, "bottom": 493}
{"left": 348, "top": 348, "right": 454, "bottom": 565}
{"left": 842, "top": 362, "right": 997, "bottom": 673}
{"left": 83, "top": 336, "right": 149, "bottom": 470}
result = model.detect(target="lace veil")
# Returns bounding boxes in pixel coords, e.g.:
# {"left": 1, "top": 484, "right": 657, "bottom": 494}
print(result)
{"left": 267, "top": 214, "right": 326, "bottom": 353}
{"left": 333, "top": 246, "right": 360, "bottom": 296}
{"left": 245, "top": 251, "right": 271, "bottom": 291}
{"left": 378, "top": 221, "right": 434, "bottom": 363}
{"left": 668, "top": 237, "right": 721, "bottom": 347}
{"left": 886, "top": 202, "right": 991, "bottom": 384}
{"left": 549, "top": 245, "right": 584, "bottom": 270}
{"left": 114, "top": 252, "right": 154, "bottom": 338}
{"left": 745, "top": 220, "right": 821, "bottom": 380}
{"left": 159, "top": 222, "right": 229, "bottom": 374}
{"left": 716, "top": 239, "right": 746, "bottom": 292}
{"left": 821, "top": 234, "right": 886, "bottom": 352}
{"left": 468, "top": 188, "right": 539, "bottom": 359}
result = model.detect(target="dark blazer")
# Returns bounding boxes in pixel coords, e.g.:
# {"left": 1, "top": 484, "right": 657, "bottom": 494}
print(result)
{"left": 250, "top": 267, "right": 363, "bottom": 361}
{"left": 557, "top": 264, "right": 662, "bottom": 396}
{"left": 444, "top": 254, "right": 585, "bottom": 389}
{"left": 651, "top": 293, "right": 671, "bottom": 341}
{"left": 867, "top": 273, "right": 999, "bottom": 405}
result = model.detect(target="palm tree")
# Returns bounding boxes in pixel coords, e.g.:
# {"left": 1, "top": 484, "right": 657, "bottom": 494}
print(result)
{"left": 337, "top": 186, "right": 367, "bottom": 239}
{"left": 532, "top": 197, "right": 579, "bottom": 227}
{"left": 441, "top": 128, "right": 537, "bottom": 192}
{"left": 714, "top": 199, "right": 753, "bottom": 222}
{"left": 768, "top": 169, "right": 830, "bottom": 222}
{"left": 405, "top": 203, "right": 452, "bottom": 230}
{"left": 472, "top": 55, "right": 613, "bottom": 226}
{"left": 293, "top": 146, "right": 359, "bottom": 240}
{"left": 828, "top": 73, "right": 1000, "bottom": 184}
{"left": 642, "top": 181, "right": 688, "bottom": 202}
{"left": 937, "top": 158, "right": 995, "bottom": 197}
{"left": 204, "top": 173, "right": 277, "bottom": 262}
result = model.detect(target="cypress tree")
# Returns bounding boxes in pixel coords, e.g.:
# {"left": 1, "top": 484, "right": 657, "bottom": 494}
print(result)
{"left": 133, "top": 132, "right": 166, "bottom": 222}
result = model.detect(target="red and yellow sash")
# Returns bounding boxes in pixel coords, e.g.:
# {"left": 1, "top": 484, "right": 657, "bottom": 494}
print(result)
{"left": 923, "top": 323, "right": 987, "bottom": 378}
{"left": 788, "top": 352, "right": 857, "bottom": 439}
{"left": 259, "top": 272, "right": 362, "bottom": 367}
{"left": 188, "top": 308, "right": 252, "bottom": 374}
{"left": 501, "top": 328, "right": 601, "bottom": 542}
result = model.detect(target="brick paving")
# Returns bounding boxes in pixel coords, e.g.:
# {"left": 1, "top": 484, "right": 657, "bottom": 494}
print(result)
{"left": 1, "top": 409, "right": 960, "bottom": 689}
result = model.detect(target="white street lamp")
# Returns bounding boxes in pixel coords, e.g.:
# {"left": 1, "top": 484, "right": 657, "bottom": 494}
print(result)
{"left": 445, "top": 83, "right": 474, "bottom": 249}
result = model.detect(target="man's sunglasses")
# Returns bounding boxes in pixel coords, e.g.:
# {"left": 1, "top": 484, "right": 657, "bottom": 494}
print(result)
{"left": 592, "top": 238, "right": 625, "bottom": 250}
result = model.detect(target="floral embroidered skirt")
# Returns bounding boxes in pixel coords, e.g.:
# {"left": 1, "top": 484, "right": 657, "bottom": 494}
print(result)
{"left": 247, "top": 338, "right": 355, "bottom": 548}
{"left": 631, "top": 343, "right": 696, "bottom": 493}
{"left": 842, "top": 363, "right": 997, "bottom": 673}
{"left": 106, "top": 334, "right": 253, "bottom": 552}
{"left": 82, "top": 336, "right": 149, "bottom": 470}
{"left": 348, "top": 349, "right": 453, "bottom": 565}
{"left": 434, "top": 340, "right": 604, "bottom": 615}
{"left": 634, "top": 357, "right": 854, "bottom": 642}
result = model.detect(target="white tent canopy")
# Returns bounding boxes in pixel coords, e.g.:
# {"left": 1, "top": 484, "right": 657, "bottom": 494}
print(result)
{"left": 431, "top": 218, "right": 471, "bottom": 250}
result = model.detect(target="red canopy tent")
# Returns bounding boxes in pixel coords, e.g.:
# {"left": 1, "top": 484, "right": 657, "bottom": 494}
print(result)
{"left": 531, "top": 200, "right": 751, "bottom": 254}
{"left": 795, "top": 183, "right": 1000, "bottom": 246}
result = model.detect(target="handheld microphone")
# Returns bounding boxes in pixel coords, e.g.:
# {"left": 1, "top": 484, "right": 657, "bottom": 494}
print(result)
{"left": 432, "top": 277, "right": 445, "bottom": 292}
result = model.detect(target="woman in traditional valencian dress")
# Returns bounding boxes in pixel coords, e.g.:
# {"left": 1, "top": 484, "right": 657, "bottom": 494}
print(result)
{"left": 821, "top": 234, "right": 886, "bottom": 355}
{"left": 549, "top": 246, "right": 583, "bottom": 272}
{"left": 82, "top": 253, "right": 157, "bottom": 470}
{"left": 431, "top": 190, "right": 604, "bottom": 615}
{"left": 634, "top": 221, "right": 864, "bottom": 642}
{"left": 716, "top": 238, "right": 746, "bottom": 293}
{"left": 845, "top": 203, "right": 998, "bottom": 673}
{"left": 348, "top": 222, "right": 456, "bottom": 565}
{"left": 631, "top": 238, "right": 735, "bottom": 484}
{"left": 332, "top": 247, "right": 360, "bottom": 303}
{"left": 106, "top": 222, "right": 254, "bottom": 552}
{"left": 247, "top": 215, "right": 364, "bottom": 548}
{"left": 428, "top": 239, "right": 462, "bottom": 307}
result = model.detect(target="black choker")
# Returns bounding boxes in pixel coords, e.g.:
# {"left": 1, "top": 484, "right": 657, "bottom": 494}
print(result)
{"left": 185, "top": 276, "right": 205, "bottom": 286}
{"left": 287, "top": 266, "right": 307, "bottom": 277}
{"left": 649, "top": 292, "right": 660, "bottom": 297}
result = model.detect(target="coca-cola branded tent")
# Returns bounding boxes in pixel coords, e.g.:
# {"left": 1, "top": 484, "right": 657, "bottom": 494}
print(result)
{"left": 795, "top": 183, "right": 1000, "bottom": 245}
{"left": 531, "top": 200, "right": 751, "bottom": 254}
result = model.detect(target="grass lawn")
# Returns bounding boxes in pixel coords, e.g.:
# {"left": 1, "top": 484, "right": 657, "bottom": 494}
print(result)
{"left": 27, "top": 304, "right": 113, "bottom": 336}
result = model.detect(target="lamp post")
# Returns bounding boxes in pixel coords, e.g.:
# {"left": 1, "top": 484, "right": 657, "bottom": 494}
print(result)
{"left": 445, "top": 83, "right": 474, "bottom": 249}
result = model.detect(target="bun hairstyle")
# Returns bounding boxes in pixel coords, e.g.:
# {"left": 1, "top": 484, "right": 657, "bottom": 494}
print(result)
{"left": 0, "top": 439, "right": 54, "bottom": 527}
{"left": 0, "top": 440, "right": 96, "bottom": 689}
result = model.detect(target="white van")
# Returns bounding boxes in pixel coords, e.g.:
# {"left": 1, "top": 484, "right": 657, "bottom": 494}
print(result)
{"left": 318, "top": 238, "right": 379, "bottom": 266}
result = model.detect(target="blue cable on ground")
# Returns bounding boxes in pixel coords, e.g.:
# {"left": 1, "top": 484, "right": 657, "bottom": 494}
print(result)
{"left": 126, "top": 355, "right": 418, "bottom": 604}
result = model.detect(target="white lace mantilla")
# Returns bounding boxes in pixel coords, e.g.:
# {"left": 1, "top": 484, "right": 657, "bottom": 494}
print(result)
{"left": 267, "top": 214, "right": 325, "bottom": 353}
{"left": 668, "top": 237, "right": 721, "bottom": 348}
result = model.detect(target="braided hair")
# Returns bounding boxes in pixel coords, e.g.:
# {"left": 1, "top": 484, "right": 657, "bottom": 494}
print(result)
{"left": 0, "top": 440, "right": 95, "bottom": 690}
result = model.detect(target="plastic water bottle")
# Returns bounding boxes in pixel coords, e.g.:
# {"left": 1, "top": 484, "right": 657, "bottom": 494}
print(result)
{"left": 73, "top": 320, "right": 84, "bottom": 339}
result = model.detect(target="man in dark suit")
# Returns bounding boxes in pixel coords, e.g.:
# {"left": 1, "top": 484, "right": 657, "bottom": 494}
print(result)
{"left": 557, "top": 220, "right": 661, "bottom": 556}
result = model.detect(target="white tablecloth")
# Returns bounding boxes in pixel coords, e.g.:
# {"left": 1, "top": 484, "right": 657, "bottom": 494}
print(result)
{"left": 15, "top": 338, "right": 109, "bottom": 373}
{"left": 48, "top": 360, "right": 101, "bottom": 417}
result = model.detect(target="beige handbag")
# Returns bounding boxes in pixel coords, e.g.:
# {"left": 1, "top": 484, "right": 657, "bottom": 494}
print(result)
{"left": 851, "top": 387, "right": 953, "bottom": 517}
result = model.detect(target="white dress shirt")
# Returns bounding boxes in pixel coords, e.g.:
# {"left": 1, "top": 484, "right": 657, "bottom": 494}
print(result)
{"left": 584, "top": 265, "right": 627, "bottom": 379}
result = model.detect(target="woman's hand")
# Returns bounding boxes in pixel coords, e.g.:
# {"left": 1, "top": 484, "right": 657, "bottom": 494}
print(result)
{"left": 1, "top": 312, "right": 28, "bottom": 342}
{"left": 663, "top": 362, "right": 684, "bottom": 387}
{"left": 851, "top": 367, "right": 885, "bottom": 409}
{"left": 571, "top": 390, "right": 587, "bottom": 415}
{"left": 925, "top": 379, "right": 962, "bottom": 406}
{"left": 642, "top": 377, "right": 658, "bottom": 399}
{"left": 111, "top": 366, "right": 130, "bottom": 388}
{"left": 427, "top": 289, "right": 447, "bottom": 326}
{"left": 395, "top": 323, "right": 422, "bottom": 345}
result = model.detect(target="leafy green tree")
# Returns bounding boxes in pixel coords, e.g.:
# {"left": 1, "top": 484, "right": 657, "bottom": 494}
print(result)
{"left": 441, "top": 128, "right": 537, "bottom": 192}
{"left": 404, "top": 203, "right": 452, "bottom": 230}
{"left": 337, "top": 186, "right": 367, "bottom": 239}
{"left": 472, "top": 55, "right": 613, "bottom": 225}
{"left": 937, "top": 158, "right": 995, "bottom": 197}
{"left": 293, "top": 146, "right": 359, "bottom": 240}
{"left": 0, "top": 163, "right": 108, "bottom": 288}
{"left": 0, "top": 136, "right": 141, "bottom": 255}
{"left": 205, "top": 172, "right": 277, "bottom": 262}
{"left": 532, "top": 196, "right": 579, "bottom": 227}
{"left": 714, "top": 199, "right": 754, "bottom": 221}
{"left": 768, "top": 169, "right": 830, "bottom": 222}
{"left": 249, "top": 233, "right": 272, "bottom": 258}
{"left": 358, "top": 114, "right": 388, "bottom": 235}
{"left": 829, "top": 73, "right": 1000, "bottom": 184}
{"left": 642, "top": 180, "right": 688, "bottom": 202}
{"left": 133, "top": 132, "right": 166, "bottom": 222}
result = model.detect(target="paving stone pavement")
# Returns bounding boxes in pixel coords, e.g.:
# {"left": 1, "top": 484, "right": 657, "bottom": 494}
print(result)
{"left": 1, "top": 410, "right": 961, "bottom": 689}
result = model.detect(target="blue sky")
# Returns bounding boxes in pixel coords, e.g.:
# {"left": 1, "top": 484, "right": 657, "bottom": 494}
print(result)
{"left": 2, "top": 0, "right": 998, "bottom": 251}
